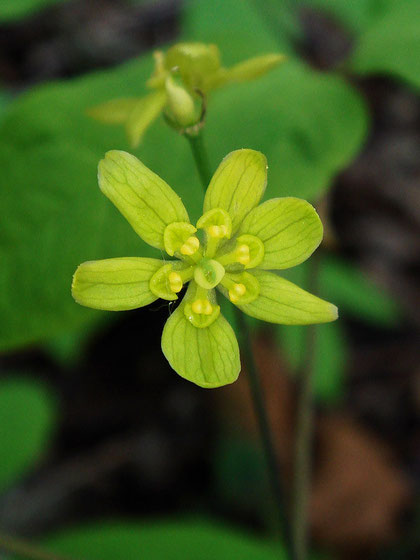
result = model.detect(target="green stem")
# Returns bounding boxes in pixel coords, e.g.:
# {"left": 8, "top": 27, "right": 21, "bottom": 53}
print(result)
{"left": 235, "top": 311, "right": 292, "bottom": 550}
{"left": 186, "top": 133, "right": 213, "bottom": 188}
{"left": 186, "top": 130, "right": 291, "bottom": 554}
{"left": 0, "top": 533, "right": 74, "bottom": 560}
{"left": 291, "top": 254, "right": 320, "bottom": 560}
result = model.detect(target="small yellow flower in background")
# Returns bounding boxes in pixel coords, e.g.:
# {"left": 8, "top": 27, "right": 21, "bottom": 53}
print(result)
{"left": 72, "top": 149, "right": 337, "bottom": 388}
{"left": 87, "top": 42, "right": 286, "bottom": 146}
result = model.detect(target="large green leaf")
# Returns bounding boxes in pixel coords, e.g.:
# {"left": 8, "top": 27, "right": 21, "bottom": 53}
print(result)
{"left": 349, "top": 1, "right": 420, "bottom": 90}
{"left": 35, "top": 521, "right": 288, "bottom": 560}
{"left": 0, "top": 377, "right": 56, "bottom": 494}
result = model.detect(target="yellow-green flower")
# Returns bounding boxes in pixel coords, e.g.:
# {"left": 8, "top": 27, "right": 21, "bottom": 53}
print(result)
{"left": 87, "top": 42, "right": 285, "bottom": 146}
{"left": 72, "top": 149, "right": 338, "bottom": 388}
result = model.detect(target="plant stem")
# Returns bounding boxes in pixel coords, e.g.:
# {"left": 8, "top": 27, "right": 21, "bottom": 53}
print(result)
{"left": 186, "top": 131, "right": 291, "bottom": 554}
{"left": 235, "top": 311, "right": 292, "bottom": 549}
{"left": 186, "top": 133, "right": 212, "bottom": 189}
{"left": 291, "top": 254, "right": 320, "bottom": 560}
{"left": 0, "top": 533, "right": 74, "bottom": 560}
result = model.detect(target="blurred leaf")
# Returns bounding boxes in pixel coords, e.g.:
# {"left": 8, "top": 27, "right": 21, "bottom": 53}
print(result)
{"left": 283, "top": 254, "right": 400, "bottom": 326}
{"left": 0, "top": 0, "right": 65, "bottom": 21}
{"left": 0, "top": 377, "right": 55, "bottom": 494}
{"left": 38, "top": 521, "right": 288, "bottom": 560}
{"left": 277, "top": 322, "right": 347, "bottom": 404}
{"left": 182, "top": 0, "right": 294, "bottom": 60}
{"left": 349, "top": 1, "right": 420, "bottom": 90}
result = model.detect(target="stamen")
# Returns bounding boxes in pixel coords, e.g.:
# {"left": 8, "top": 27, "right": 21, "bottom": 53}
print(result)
{"left": 191, "top": 299, "right": 213, "bottom": 315}
{"left": 228, "top": 283, "right": 247, "bottom": 303}
{"left": 207, "top": 224, "right": 229, "bottom": 239}
{"left": 168, "top": 271, "right": 183, "bottom": 293}
{"left": 180, "top": 236, "right": 200, "bottom": 255}
{"left": 203, "top": 300, "right": 213, "bottom": 315}
{"left": 191, "top": 299, "right": 203, "bottom": 314}
{"left": 236, "top": 244, "right": 250, "bottom": 265}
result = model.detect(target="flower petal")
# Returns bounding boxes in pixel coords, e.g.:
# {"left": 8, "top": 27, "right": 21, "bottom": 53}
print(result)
{"left": 126, "top": 90, "right": 166, "bottom": 147}
{"left": 224, "top": 53, "right": 286, "bottom": 83}
{"left": 98, "top": 150, "right": 189, "bottom": 250}
{"left": 239, "top": 197, "right": 323, "bottom": 270}
{"left": 161, "top": 298, "right": 240, "bottom": 388}
{"left": 203, "top": 149, "right": 267, "bottom": 233}
{"left": 87, "top": 98, "right": 141, "bottom": 124}
{"left": 72, "top": 257, "right": 163, "bottom": 311}
{"left": 238, "top": 270, "right": 338, "bottom": 325}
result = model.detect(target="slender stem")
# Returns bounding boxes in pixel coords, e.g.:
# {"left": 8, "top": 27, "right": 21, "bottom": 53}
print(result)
{"left": 236, "top": 311, "right": 292, "bottom": 550}
{"left": 185, "top": 130, "right": 291, "bottom": 554}
{"left": 0, "top": 533, "right": 74, "bottom": 560}
{"left": 186, "top": 133, "right": 213, "bottom": 188}
{"left": 291, "top": 254, "right": 320, "bottom": 560}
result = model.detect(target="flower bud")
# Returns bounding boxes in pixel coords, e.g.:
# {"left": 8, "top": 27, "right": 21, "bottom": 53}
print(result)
{"left": 165, "top": 75, "right": 198, "bottom": 128}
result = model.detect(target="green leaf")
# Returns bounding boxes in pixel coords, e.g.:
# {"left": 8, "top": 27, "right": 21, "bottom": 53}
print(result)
{"left": 239, "top": 198, "right": 323, "bottom": 270}
{"left": 98, "top": 150, "right": 189, "bottom": 250}
{"left": 161, "top": 296, "right": 240, "bottom": 388}
{"left": 349, "top": 1, "right": 420, "bottom": 90}
{"left": 277, "top": 322, "right": 347, "bottom": 404}
{"left": 38, "top": 520, "right": 289, "bottom": 560}
{"left": 239, "top": 270, "right": 338, "bottom": 325}
{"left": 0, "top": 0, "right": 65, "bottom": 21}
{"left": 204, "top": 149, "right": 267, "bottom": 232}
{"left": 0, "top": 378, "right": 55, "bottom": 493}
{"left": 182, "top": 0, "right": 293, "bottom": 60}
{"left": 126, "top": 90, "right": 167, "bottom": 147}
{"left": 72, "top": 257, "right": 163, "bottom": 311}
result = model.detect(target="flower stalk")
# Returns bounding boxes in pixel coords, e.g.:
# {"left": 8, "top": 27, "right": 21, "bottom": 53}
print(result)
{"left": 291, "top": 253, "right": 320, "bottom": 560}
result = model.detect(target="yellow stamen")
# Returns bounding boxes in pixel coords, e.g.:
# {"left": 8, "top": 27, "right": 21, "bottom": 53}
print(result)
{"left": 203, "top": 300, "right": 213, "bottom": 315}
{"left": 191, "top": 299, "right": 204, "bottom": 314}
{"left": 180, "top": 236, "right": 200, "bottom": 255}
{"left": 236, "top": 244, "right": 250, "bottom": 265}
{"left": 168, "top": 271, "right": 183, "bottom": 293}
{"left": 208, "top": 224, "right": 229, "bottom": 239}
{"left": 229, "top": 283, "right": 247, "bottom": 303}
{"left": 191, "top": 299, "right": 213, "bottom": 315}
{"left": 233, "top": 283, "right": 247, "bottom": 296}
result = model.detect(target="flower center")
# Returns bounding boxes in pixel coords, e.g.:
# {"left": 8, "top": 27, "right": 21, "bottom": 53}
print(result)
{"left": 193, "top": 257, "right": 225, "bottom": 290}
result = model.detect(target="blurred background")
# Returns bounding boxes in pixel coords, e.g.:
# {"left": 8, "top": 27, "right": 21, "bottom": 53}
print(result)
{"left": 0, "top": 0, "right": 419, "bottom": 559}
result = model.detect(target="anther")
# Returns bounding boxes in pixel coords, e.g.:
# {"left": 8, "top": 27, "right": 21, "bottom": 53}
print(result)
{"left": 208, "top": 225, "right": 228, "bottom": 239}
{"left": 180, "top": 236, "right": 200, "bottom": 255}
{"left": 168, "top": 271, "right": 183, "bottom": 293}
{"left": 236, "top": 244, "right": 250, "bottom": 265}
{"left": 191, "top": 299, "right": 213, "bottom": 315}
{"left": 229, "top": 283, "right": 247, "bottom": 303}
{"left": 191, "top": 299, "right": 203, "bottom": 314}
